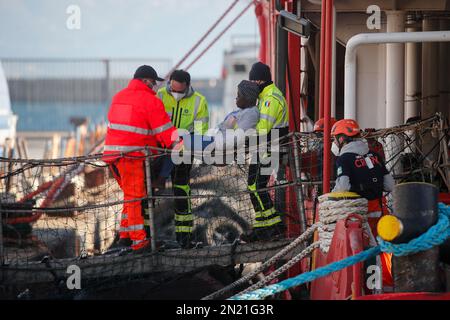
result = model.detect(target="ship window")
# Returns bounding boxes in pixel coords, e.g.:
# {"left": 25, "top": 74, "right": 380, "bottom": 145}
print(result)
{"left": 233, "top": 64, "right": 246, "bottom": 73}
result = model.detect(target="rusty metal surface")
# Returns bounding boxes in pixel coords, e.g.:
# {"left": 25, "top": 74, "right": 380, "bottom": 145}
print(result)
{"left": 394, "top": 247, "right": 442, "bottom": 292}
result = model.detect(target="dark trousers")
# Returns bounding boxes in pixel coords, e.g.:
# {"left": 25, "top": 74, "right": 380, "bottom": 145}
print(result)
{"left": 247, "top": 127, "right": 289, "bottom": 229}
{"left": 247, "top": 161, "right": 282, "bottom": 229}
{"left": 248, "top": 162, "right": 273, "bottom": 212}
{"left": 172, "top": 163, "right": 193, "bottom": 234}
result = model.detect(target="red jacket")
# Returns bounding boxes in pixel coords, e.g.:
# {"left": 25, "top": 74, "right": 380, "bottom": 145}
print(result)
{"left": 103, "top": 79, "right": 179, "bottom": 162}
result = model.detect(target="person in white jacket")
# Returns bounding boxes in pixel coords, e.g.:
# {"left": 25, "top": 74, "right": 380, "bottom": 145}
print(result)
{"left": 155, "top": 80, "right": 260, "bottom": 184}
{"left": 212, "top": 80, "right": 260, "bottom": 151}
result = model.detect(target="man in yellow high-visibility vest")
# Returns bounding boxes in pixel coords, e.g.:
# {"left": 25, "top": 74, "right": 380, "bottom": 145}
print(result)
{"left": 241, "top": 62, "right": 289, "bottom": 242}
{"left": 157, "top": 70, "right": 209, "bottom": 248}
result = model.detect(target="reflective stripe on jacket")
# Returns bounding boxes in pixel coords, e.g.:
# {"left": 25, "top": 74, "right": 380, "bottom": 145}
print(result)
{"left": 256, "top": 83, "right": 289, "bottom": 135}
{"left": 157, "top": 86, "right": 209, "bottom": 135}
{"left": 103, "top": 79, "right": 179, "bottom": 162}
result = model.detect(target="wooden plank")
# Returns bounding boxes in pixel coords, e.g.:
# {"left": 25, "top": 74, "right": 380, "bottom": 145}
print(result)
{"left": 0, "top": 239, "right": 301, "bottom": 285}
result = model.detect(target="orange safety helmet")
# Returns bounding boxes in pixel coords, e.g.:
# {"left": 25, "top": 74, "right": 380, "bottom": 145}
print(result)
{"left": 314, "top": 117, "right": 337, "bottom": 132}
{"left": 331, "top": 119, "right": 360, "bottom": 137}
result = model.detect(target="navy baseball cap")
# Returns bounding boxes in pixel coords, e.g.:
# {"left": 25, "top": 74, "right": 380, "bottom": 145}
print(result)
{"left": 133, "top": 65, "right": 164, "bottom": 81}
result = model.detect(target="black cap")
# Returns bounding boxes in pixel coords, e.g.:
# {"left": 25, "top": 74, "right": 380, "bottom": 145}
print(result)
{"left": 238, "top": 80, "right": 260, "bottom": 104}
{"left": 249, "top": 62, "right": 272, "bottom": 82}
{"left": 170, "top": 69, "right": 191, "bottom": 86}
{"left": 133, "top": 65, "right": 164, "bottom": 81}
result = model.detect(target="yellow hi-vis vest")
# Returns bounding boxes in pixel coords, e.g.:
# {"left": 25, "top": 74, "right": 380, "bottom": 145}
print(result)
{"left": 157, "top": 87, "right": 209, "bottom": 135}
{"left": 256, "top": 83, "right": 289, "bottom": 135}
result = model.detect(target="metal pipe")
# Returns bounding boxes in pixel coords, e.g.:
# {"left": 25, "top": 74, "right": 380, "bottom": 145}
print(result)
{"left": 322, "top": 0, "right": 333, "bottom": 193}
{"left": 0, "top": 203, "right": 4, "bottom": 266}
{"left": 318, "top": 0, "right": 326, "bottom": 118}
{"left": 422, "top": 18, "right": 441, "bottom": 167}
{"left": 144, "top": 149, "right": 156, "bottom": 252}
{"left": 385, "top": 11, "right": 405, "bottom": 175}
{"left": 275, "top": 16, "right": 288, "bottom": 95}
{"left": 331, "top": 4, "right": 336, "bottom": 118}
{"left": 404, "top": 17, "right": 421, "bottom": 157}
{"left": 103, "top": 59, "right": 110, "bottom": 103}
{"left": 405, "top": 19, "right": 421, "bottom": 121}
{"left": 439, "top": 115, "right": 450, "bottom": 193}
{"left": 314, "top": 32, "right": 320, "bottom": 120}
{"left": 300, "top": 36, "right": 308, "bottom": 132}
{"left": 422, "top": 18, "right": 440, "bottom": 119}
{"left": 255, "top": 1, "right": 268, "bottom": 64}
{"left": 299, "top": 0, "right": 311, "bottom": 131}
{"left": 344, "top": 30, "right": 450, "bottom": 120}
{"left": 292, "top": 136, "right": 307, "bottom": 234}
{"left": 386, "top": 11, "right": 405, "bottom": 127}
{"left": 439, "top": 19, "right": 450, "bottom": 119}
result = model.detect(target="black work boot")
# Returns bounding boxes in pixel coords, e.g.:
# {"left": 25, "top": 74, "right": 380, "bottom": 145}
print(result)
{"left": 265, "top": 223, "right": 286, "bottom": 240}
{"left": 104, "top": 238, "right": 133, "bottom": 255}
{"left": 176, "top": 233, "right": 194, "bottom": 249}
{"left": 132, "top": 239, "right": 152, "bottom": 254}
{"left": 114, "top": 238, "right": 132, "bottom": 248}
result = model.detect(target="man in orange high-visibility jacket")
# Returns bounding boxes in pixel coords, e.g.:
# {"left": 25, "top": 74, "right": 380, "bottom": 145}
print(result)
{"left": 103, "top": 65, "right": 181, "bottom": 251}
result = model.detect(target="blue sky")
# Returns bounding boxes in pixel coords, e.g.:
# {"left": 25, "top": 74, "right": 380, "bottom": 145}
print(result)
{"left": 0, "top": 0, "right": 259, "bottom": 79}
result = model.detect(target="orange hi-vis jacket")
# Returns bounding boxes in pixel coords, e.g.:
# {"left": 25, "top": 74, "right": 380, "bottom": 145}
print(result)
{"left": 103, "top": 79, "right": 179, "bottom": 161}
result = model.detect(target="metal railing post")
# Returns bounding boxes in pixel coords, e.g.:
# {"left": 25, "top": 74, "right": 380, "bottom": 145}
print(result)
{"left": 144, "top": 148, "right": 157, "bottom": 252}
{"left": 0, "top": 202, "right": 4, "bottom": 266}
{"left": 291, "top": 134, "right": 307, "bottom": 234}
{"left": 439, "top": 114, "right": 450, "bottom": 189}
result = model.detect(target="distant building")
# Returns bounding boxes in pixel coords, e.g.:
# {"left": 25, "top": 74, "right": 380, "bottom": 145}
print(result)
{"left": 222, "top": 37, "right": 259, "bottom": 116}
{"left": 0, "top": 60, "right": 17, "bottom": 148}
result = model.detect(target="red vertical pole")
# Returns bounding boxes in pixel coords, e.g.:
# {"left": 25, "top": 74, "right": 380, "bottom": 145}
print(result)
{"left": 285, "top": 0, "right": 301, "bottom": 227}
{"left": 322, "top": 0, "right": 333, "bottom": 194}
{"left": 269, "top": 0, "right": 276, "bottom": 71}
{"left": 318, "top": 0, "right": 327, "bottom": 119}
{"left": 283, "top": 1, "right": 306, "bottom": 299}
{"left": 287, "top": 35, "right": 301, "bottom": 131}
{"left": 285, "top": 10, "right": 302, "bottom": 284}
{"left": 255, "top": 1, "right": 268, "bottom": 63}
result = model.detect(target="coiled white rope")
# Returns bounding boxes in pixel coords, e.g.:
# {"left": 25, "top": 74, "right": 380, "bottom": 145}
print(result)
{"left": 318, "top": 195, "right": 368, "bottom": 253}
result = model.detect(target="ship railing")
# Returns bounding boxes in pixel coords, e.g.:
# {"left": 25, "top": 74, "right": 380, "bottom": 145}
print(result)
{"left": 0, "top": 114, "right": 447, "bottom": 297}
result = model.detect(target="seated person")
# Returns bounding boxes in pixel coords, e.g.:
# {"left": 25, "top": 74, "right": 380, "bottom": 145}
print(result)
{"left": 155, "top": 80, "right": 260, "bottom": 188}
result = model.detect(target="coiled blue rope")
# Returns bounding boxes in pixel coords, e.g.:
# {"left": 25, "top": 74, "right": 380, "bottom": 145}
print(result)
{"left": 378, "top": 203, "right": 450, "bottom": 256}
{"left": 230, "top": 203, "right": 450, "bottom": 300}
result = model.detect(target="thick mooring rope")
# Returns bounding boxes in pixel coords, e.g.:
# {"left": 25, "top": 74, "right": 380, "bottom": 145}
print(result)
{"left": 230, "top": 203, "right": 450, "bottom": 300}
{"left": 318, "top": 195, "right": 368, "bottom": 253}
